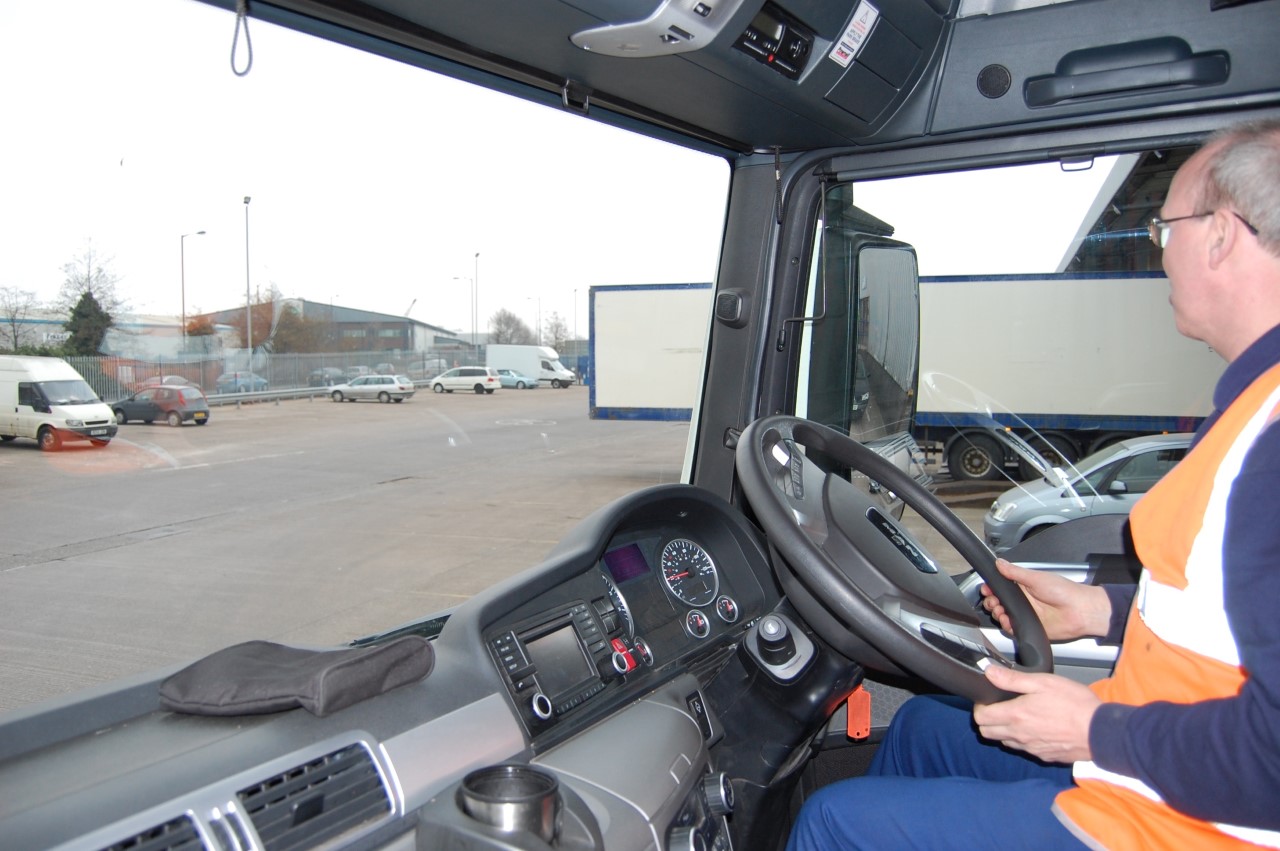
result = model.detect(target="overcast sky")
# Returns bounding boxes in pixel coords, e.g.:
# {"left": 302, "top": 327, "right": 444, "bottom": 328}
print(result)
{"left": 0, "top": 0, "right": 731, "bottom": 336}
{"left": 1, "top": 0, "right": 1122, "bottom": 338}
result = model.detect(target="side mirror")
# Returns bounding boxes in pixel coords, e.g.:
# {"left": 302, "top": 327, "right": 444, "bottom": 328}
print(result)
{"left": 1108, "top": 481, "right": 1129, "bottom": 495}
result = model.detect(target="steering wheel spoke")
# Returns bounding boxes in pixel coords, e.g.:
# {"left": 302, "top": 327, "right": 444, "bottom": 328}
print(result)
{"left": 736, "top": 415, "right": 1050, "bottom": 703}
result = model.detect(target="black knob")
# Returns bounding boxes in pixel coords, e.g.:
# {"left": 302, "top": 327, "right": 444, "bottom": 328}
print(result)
{"left": 758, "top": 615, "right": 796, "bottom": 666}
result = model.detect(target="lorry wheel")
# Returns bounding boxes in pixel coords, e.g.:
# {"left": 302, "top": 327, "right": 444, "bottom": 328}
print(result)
{"left": 38, "top": 426, "right": 62, "bottom": 452}
{"left": 947, "top": 434, "right": 1002, "bottom": 481}
{"left": 115, "top": 410, "right": 128, "bottom": 425}
{"left": 166, "top": 411, "right": 182, "bottom": 427}
{"left": 1018, "top": 435, "right": 1077, "bottom": 480}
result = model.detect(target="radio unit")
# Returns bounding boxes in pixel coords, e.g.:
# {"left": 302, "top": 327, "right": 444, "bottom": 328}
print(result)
{"left": 488, "top": 602, "right": 613, "bottom": 730}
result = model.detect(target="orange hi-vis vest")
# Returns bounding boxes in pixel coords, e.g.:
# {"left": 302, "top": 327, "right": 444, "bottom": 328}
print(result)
{"left": 1052, "top": 362, "right": 1280, "bottom": 850}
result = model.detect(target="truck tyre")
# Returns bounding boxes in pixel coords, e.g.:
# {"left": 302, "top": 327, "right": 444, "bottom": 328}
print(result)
{"left": 38, "top": 426, "right": 61, "bottom": 452}
{"left": 166, "top": 411, "right": 182, "bottom": 427}
{"left": 1018, "top": 435, "right": 1077, "bottom": 481}
{"left": 947, "top": 434, "right": 1002, "bottom": 481}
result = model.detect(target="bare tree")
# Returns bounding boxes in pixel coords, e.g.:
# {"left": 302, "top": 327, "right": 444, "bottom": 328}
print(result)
{"left": 0, "top": 287, "right": 41, "bottom": 351}
{"left": 544, "top": 311, "right": 569, "bottom": 351}
{"left": 488, "top": 308, "right": 535, "bottom": 344}
{"left": 58, "top": 242, "right": 126, "bottom": 316}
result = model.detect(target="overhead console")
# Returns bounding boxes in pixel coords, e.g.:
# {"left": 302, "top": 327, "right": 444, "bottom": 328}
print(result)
{"left": 733, "top": 3, "right": 816, "bottom": 79}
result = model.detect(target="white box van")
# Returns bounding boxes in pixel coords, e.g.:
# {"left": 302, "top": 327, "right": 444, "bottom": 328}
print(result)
{"left": 0, "top": 356, "right": 118, "bottom": 451}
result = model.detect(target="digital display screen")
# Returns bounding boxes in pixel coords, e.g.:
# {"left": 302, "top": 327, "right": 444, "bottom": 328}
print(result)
{"left": 524, "top": 624, "right": 593, "bottom": 698}
{"left": 603, "top": 542, "right": 650, "bottom": 583}
{"left": 750, "top": 10, "right": 784, "bottom": 41}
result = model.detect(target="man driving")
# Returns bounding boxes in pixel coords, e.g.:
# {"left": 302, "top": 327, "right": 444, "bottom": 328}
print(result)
{"left": 788, "top": 118, "right": 1280, "bottom": 850}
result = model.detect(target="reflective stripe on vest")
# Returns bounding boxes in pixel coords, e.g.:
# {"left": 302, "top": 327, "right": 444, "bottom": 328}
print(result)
{"left": 1055, "top": 363, "right": 1280, "bottom": 850}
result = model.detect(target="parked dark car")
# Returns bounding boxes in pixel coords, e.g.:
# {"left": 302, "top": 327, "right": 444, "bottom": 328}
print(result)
{"left": 112, "top": 386, "right": 210, "bottom": 427}
{"left": 307, "top": 367, "right": 346, "bottom": 387}
{"left": 215, "top": 372, "right": 269, "bottom": 393}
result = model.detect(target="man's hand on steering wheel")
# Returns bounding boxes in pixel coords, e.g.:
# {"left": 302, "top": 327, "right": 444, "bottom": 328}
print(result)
{"left": 981, "top": 558, "right": 1115, "bottom": 642}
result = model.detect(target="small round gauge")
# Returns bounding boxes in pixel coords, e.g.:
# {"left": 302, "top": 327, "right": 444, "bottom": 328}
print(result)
{"left": 660, "top": 538, "right": 719, "bottom": 608}
{"left": 601, "top": 573, "right": 634, "bottom": 638}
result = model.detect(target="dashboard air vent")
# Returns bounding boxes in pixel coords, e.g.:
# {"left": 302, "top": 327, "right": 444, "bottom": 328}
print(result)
{"left": 100, "top": 814, "right": 204, "bottom": 851}
{"left": 237, "top": 743, "right": 391, "bottom": 851}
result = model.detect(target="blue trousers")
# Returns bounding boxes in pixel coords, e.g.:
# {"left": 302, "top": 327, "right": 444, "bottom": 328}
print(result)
{"left": 786, "top": 694, "right": 1088, "bottom": 851}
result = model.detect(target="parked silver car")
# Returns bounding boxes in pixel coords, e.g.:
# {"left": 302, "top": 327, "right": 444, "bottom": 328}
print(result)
{"left": 329, "top": 374, "right": 416, "bottom": 403}
{"left": 983, "top": 432, "right": 1192, "bottom": 554}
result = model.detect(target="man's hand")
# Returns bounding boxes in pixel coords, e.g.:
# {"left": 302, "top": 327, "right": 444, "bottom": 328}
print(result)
{"left": 981, "top": 558, "right": 1112, "bottom": 641}
{"left": 973, "top": 665, "right": 1099, "bottom": 764}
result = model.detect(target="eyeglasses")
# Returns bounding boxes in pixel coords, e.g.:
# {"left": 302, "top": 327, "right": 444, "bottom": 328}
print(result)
{"left": 1148, "top": 210, "right": 1259, "bottom": 248}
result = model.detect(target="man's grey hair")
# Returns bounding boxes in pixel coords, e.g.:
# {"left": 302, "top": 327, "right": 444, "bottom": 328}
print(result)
{"left": 1198, "top": 117, "right": 1280, "bottom": 256}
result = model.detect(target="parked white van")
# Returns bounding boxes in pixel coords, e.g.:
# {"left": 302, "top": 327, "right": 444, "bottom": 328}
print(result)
{"left": 0, "top": 356, "right": 118, "bottom": 451}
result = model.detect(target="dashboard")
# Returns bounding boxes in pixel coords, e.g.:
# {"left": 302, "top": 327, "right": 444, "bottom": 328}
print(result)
{"left": 486, "top": 490, "right": 770, "bottom": 741}
{"left": 0, "top": 484, "right": 779, "bottom": 851}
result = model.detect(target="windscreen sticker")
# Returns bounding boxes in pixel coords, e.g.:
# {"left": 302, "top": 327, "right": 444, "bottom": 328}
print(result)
{"left": 829, "top": 1, "right": 880, "bottom": 68}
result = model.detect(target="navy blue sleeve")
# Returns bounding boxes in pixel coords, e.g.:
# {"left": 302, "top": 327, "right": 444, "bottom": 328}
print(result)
{"left": 1090, "top": 422, "right": 1280, "bottom": 829}
{"left": 1099, "top": 584, "right": 1134, "bottom": 645}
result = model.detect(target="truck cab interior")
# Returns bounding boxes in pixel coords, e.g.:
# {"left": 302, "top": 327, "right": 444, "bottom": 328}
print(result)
{"left": 3, "top": 1, "right": 1279, "bottom": 850}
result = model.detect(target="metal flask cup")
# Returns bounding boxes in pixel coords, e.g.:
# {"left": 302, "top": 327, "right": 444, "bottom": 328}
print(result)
{"left": 458, "top": 763, "right": 562, "bottom": 844}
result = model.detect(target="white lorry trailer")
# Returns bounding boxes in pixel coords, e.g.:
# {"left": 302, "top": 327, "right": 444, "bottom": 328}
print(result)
{"left": 0, "top": 356, "right": 118, "bottom": 451}
{"left": 587, "top": 284, "right": 713, "bottom": 420}
{"left": 914, "top": 273, "right": 1225, "bottom": 481}
{"left": 485, "top": 344, "right": 576, "bottom": 388}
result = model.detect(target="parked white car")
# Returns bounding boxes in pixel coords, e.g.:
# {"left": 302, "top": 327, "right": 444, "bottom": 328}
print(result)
{"left": 430, "top": 367, "right": 502, "bottom": 394}
{"left": 983, "top": 432, "right": 1193, "bottom": 554}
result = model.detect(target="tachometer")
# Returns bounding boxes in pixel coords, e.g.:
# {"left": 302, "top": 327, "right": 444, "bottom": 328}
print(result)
{"left": 660, "top": 538, "right": 719, "bottom": 607}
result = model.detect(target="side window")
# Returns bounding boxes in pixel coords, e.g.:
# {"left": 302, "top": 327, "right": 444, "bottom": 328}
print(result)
{"left": 1113, "top": 447, "right": 1187, "bottom": 494}
{"left": 17, "top": 383, "right": 40, "bottom": 407}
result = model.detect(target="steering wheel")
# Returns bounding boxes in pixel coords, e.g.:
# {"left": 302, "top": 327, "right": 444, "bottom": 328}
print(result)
{"left": 735, "top": 415, "right": 1051, "bottom": 703}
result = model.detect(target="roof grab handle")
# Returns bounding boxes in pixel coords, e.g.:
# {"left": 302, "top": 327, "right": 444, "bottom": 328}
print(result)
{"left": 1024, "top": 37, "right": 1229, "bottom": 108}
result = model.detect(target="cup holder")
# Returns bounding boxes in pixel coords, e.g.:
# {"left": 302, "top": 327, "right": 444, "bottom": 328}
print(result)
{"left": 457, "top": 763, "right": 562, "bottom": 844}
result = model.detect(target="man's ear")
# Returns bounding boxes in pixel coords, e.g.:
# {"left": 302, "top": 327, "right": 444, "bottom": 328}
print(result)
{"left": 1206, "top": 209, "right": 1238, "bottom": 271}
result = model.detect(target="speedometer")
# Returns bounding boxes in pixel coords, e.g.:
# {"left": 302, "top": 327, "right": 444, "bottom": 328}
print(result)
{"left": 660, "top": 538, "right": 719, "bottom": 607}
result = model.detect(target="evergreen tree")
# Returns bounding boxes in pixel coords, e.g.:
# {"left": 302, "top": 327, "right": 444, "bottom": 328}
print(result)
{"left": 64, "top": 290, "right": 113, "bottom": 355}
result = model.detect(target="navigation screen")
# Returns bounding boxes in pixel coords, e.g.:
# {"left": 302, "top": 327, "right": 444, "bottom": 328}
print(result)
{"left": 525, "top": 624, "right": 593, "bottom": 698}
{"left": 603, "top": 542, "right": 650, "bottom": 583}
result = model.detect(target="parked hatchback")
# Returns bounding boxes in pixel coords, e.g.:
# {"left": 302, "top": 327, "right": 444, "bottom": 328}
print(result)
{"left": 431, "top": 367, "right": 501, "bottom": 394}
{"left": 983, "top": 432, "right": 1193, "bottom": 554}
{"left": 329, "top": 374, "right": 416, "bottom": 403}
{"left": 112, "top": 386, "right": 210, "bottom": 427}
{"left": 215, "top": 372, "right": 268, "bottom": 393}
{"left": 495, "top": 368, "right": 539, "bottom": 390}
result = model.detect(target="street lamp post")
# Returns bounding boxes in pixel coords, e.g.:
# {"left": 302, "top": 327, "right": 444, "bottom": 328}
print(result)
{"left": 180, "top": 230, "right": 206, "bottom": 349}
{"left": 243, "top": 197, "right": 253, "bottom": 358}
{"left": 473, "top": 252, "right": 480, "bottom": 347}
